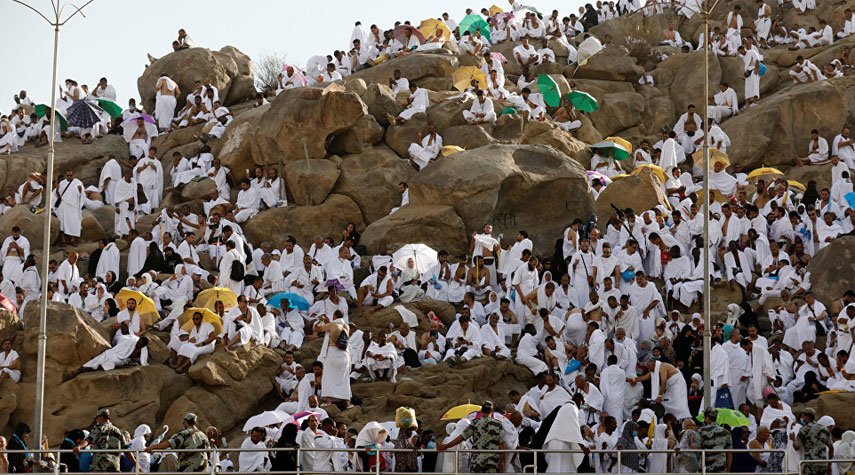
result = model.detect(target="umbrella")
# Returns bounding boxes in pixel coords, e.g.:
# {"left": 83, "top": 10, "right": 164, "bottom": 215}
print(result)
{"left": 392, "top": 243, "right": 438, "bottom": 274}
{"left": 490, "top": 52, "right": 508, "bottom": 63}
{"left": 243, "top": 410, "right": 289, "bottom": 432}
{"left": 267, "top": 292, "right": 311, "bottom": 311}
{"left": 632, "top": 164, "right": 667, "bottom": 182}
{"left": 115, "top": 288, "right": 159, "bottom": 325}
{"left": 441, "top": 145, "right": 465, "bottom": 156}
{"left": 452, "top": 66, "right": 486, "bottom": 92}
{"left": 96, "top": 99, "right": 123, "bottom": 118}
{"left": 746, "top": 167, "right": 784, "bottom": 181}
{"left": 121, "top": 115, "right": 158, "bottom": 142}
{"left": 695, "top": 408, "right": 752, "bottom": 427}
{"left": 179, "top": 307, "right": 223, "bottom": 336}
{"left": 323, "top": 279, "right": 346, "bottom": 291}
{"left": 576, "top": 36, "right": 604, "bottom": 66}
{"left": 66, "top": 100, "right": 104, "bottom": 128}
{"left": 418, "top": 19, "right": 451, "bottom": 42}
{"left": 282, "top": 64, "right": 308, "bottom": 87}
{"left": 275, "top": 411, "right": 325, "bottom": 440}
{"left": 590, "top": 141, "right": 631, "bottom": 161}
{"left": 441, "top": 403, "right": 484, "bottom": 420}
{"left": 846, "top": 192, "right": 855, "bottom": 210}
{"left": 587, "top": 170, "right": 613, "bottom": 185}
{"left": 787, "top": 180, "right": 806, "bottom": 192}
{"left": 568, "top": 91, "right": 599, "bottom": 112}
{"left": 0, "top": 293, "right": 16, "bottom": 313}
{"left": 489, "top": 4, "right": 505, "bottom": 16}
{"left": 34, "top": 104, "right": 68, "bottom": 131}
{"left": 501, "top": 106, "right": 518, "bottom": 115}
{"left": 394, "top": 25, "right": 426, "bottom": 47}
{"left": 536, "top": 75, "right": 561, "bottom": 107}
{"left": 698, "top": 188, "right": 729, "bottom": 204}
{"left": 459, "top": 14, "right": 490, "bottom": 40}
{"left": 194, "top": 287, "right": 238, "bottom": 311}
{"left": 692, "top": 147, "right": 731, "bottom": 168}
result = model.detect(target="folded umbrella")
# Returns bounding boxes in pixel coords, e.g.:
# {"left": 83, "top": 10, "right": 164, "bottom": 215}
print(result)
{"left": 567, "top": 91, "right": 599, "bottom": 112}
{"left": 392, "top": 243, "right": 438, "bottom": 274}
{"left": 96, "top": 99, "right": 123, "bottom": 118}
{"left": 394, "top": 24, "right": 426, "bottom": 47}
{"left": 452, "top": 66, "right": 487, "bottom": 91}
{"left": 66, "top": 100, "right": 104, "bottom": 128}
{"left": 536, "top": 75, "right": 561, "bottom": 107}
{"left": 459, "top": 14, "right": 490, "bottom": 40}
{"left": 267, "top": 292, "right": 311, "bottom": 311}
{"left": 116, "top": 288, "right": 159, "bottom": 325}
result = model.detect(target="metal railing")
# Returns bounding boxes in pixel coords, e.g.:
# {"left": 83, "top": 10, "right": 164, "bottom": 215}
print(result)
{"left": 798, "top": 458, "right": 855, "bottom": 475}
{"left": 0, "top": 446, "right": 791, "bottom": 475}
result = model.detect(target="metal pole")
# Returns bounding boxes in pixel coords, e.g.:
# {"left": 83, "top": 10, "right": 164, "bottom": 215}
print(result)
{"left": 701, "top": 4, "right": 713, "bottom": 412}
{"left": 375, "top": 447, "right": 381, "bottom": 475}
{"left": 33, "top": 16, "right": 60, "bottom": 452}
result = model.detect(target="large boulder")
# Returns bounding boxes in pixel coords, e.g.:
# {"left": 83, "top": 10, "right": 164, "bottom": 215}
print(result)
{"left": 361, "top": 84, "right": 404, "bottom": 126}
{"left": 284, "top": 159, "right": 340, "bottom": 206}
{"left": 594, "top": 171, "right": 671, "bottom": 220}
{"left": 347, "top": 53, "right": 458, "bottom": 87}
{"left": 244, "top": 194, "right": 365, "bottom": 248}
{"left": 590, "top": 91, "right": 646, "bottom": 137}
{"left": 521, "top": 121, "right": 589, "bottom": 162}
{"left": 332, "top": 146, "right": 414, "bottom": 224}
{"left": 360, "top": 205, "right": 470, "bottom": 256}
{"left": 0, "top": 206, "right": 59, "bottom": 250}
{"left": 574, "top": 46, "right": 644, "bottom": 82}
{"left": 215, "top": 105, "right": 267, "bottom": 175}
{"left": 807, "top": 236, "right": 855, "bottom": 306}
{"left": 137, "top": 46, "right": 255, "bottom": 113}
{"left": 655, "top": 50, "right": 721, "bottom": 112}
{"left": 408, "top": 144, "right": 594, "bottom": 252}
{"left": 722, "top": 76, "right": 855, "bottom": 169}
{"left": 328, "top": 115, "right": 385, "bottom": 155}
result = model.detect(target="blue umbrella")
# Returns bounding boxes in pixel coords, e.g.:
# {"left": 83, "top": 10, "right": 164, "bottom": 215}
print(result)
{"left": 268, "top": 292, "right": 311, "bottom": 311}
{"left": 846, "top": 192, "right": 855, "bottom": 210}
{"left": 66, "top": 100, "right": 103, "bottom": 128}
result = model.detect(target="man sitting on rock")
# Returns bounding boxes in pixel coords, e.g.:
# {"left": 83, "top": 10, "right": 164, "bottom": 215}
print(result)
{"left": 407, "top": 125, "right": 442, "bottom": 171}
{"left": 797, "top": 129, "right": 830, "bottom": 166}
{"left": 443, "top": 311, "right": 483, "bottom": 366}
{"left": 357, "top": 265, "right": 394, "bottom": 313}
{"left": 363, "top": 332, "right": 398, "bottom": 382}
{"left": 78, "top": 321, "right": 149, "bottom": 373}
{"left": 463, "top": 89, "right": 497, "bottom": 126}
{"left": 391, "top": 83, "right": 429, "bottom": 125}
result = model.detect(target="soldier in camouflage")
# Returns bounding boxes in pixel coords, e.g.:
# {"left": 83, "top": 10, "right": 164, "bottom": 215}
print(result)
{"left": 793, "top": 408, "right": 833, "bottom": 475}
{"left": 146, "top": 413, "right": 210, "bottom": 472}
{"left": 73, "top": 409, "right": 136, "bottom": 472}
{"left": 437, "top": 401, "right": 506, "bottom": 473}
{"left": 698, "top": 407, "right": 733, "bottom": 473}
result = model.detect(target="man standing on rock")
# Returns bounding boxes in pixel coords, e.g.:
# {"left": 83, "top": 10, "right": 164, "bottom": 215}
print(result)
{"left": 74, "top": 409, "right": 136, "bottom": 472}
{"left": 54, "top": 170, "right": 84, "bottom": 247}
{"left": 147, "top": 413, "right": 209, "bottom": 472}
{"left": 313, "top": 316, "right": 353, "bottom": 407}
{"left": 154, "top": 74, "right": 180, "bottom": 132}
{"left": 738, "top": 45, "right": 761, "bottom": 109}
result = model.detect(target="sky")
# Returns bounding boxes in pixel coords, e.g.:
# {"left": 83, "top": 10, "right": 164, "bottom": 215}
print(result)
{"left": 0, "top": 0, "right": 586, "bottom": 112}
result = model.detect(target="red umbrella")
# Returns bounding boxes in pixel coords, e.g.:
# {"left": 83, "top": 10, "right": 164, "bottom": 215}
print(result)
{"left": 0, "top": 293, "right": 17, "bottom": 313}
{"left": 393, "top": 25, "right": 426, "bottom": 46}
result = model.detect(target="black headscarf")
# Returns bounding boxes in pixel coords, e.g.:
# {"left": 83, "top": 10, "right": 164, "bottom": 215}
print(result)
{"left": 141, "top": 242, "right": 166, "bottom": 275}
{"left": 582, "top": 3, "right": 599, "bottom": 29}
{"left": 617, "top": 420, "right": 641, "bottom": 470}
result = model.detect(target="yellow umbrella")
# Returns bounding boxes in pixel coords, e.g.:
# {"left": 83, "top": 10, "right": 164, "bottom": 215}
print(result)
{"left": 115, "top": 288, "right": 159, "bottom": 325}
{"left": 691, "top": 147, "right": 730, "bottom": 168}
{"left": 418, "top": 19, "right": 451, "bottom": 42}
{"left": 611, "top": 173, "right": 632, "bottom": 179}
{"left": 631, "top": 164, "right": 667, "bottom": 183}
{"left": 787, "top": 180, "right": 806, "bottom": 192}
{"left": 440, "top": 403, "right": 483, "bottom": 420}
{"left": 441, "top": 145, "right": 465, "bottom": 156}
{"left": 179, "top": 307, "right": 223, "bottom": 336}
{"left": 452, "top": 66, "right": 486, "bottom": 92}
{"left": 195, "top": 287, "right": 238, "bottom": 311}
{"left": 604, "top": 136, "right": 632, "bottom": 154}
{"left": 746, "top": 167, "right": 784, "bottom": 181}
{"left": 697, "top": 188, "right": 729, "bottom": 204}
{"left": 489, "top": 4, "right": 505, "bottom": 16}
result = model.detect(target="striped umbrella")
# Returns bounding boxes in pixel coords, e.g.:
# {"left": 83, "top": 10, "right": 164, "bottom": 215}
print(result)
{"left": 66, "top": 100, "right": 104, "bottom": 128}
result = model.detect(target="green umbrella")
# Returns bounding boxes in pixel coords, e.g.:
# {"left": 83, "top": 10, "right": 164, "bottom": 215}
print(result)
{"left": 459, "top": 14, "right": 490, "bottom": 41}
{"left": 537, "top": 75, "right": 561, "bottom": 107}
{"left": 590, "top": 141, "right": 631, "bottom": 161}
{"left": 34, "top": 104, "right": 68, "bottom": 131}
{"left": 96, "top": 99, "right": 123, "bottom": 118}
{"left": 501, "top": 106, "right": 518, "bottom": 115}
{"left": 695, "top": 408, "right": 752, "bottom": 427}
{"left": 568, "top": 91, "right": 599, "bottom": 112}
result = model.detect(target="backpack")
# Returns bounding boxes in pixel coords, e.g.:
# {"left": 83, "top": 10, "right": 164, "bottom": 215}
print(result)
{"left": 335, "top": 328, "right": 349, "bottom": 350}
{"left": 230, "top": 259, "right": 245, "bottom": 281}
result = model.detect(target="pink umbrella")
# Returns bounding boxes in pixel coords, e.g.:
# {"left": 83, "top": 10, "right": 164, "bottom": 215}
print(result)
{"left": 122, "top": 113, "right": 156, "bottom": 125}
{"left": 465, "top": 411, "right": 509, "bottom": 422}
{"left": 490, "top": 52, "right": 508, "bottom": 63}
{"left": 275, "top": 411, "right": 324, "bottom": 439}
{"left": 587, "top": 170, "right": 613, "bottom": 185}
{"left": 281, "top": 64, "right": 308, "bottom": 87}
{"left": 394, "top": 25, "right": 426, "bottom": 46}
{"left": 0, "top": 293, "right": 16, "bottom": 313}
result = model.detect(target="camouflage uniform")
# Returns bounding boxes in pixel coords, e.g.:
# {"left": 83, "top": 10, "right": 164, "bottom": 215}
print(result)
{"left": 798, "top": 422, "right": 832, "bottom": 475}
{"left": 698, "top": 422, "right": 733, "bottom": 473}
{"left": 462, "top": 416, "right": 505, "bottom": 473}
{"left": 88, "top": 421, "right": 127, "bottom": 472}
{"left": 168, "top": 427, "right": 210, "bottom": 472}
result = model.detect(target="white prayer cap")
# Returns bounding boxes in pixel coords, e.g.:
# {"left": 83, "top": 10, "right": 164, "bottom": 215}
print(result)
{"left": 134, "top": 424, "right": 151, "bottom": 438}
{"left": 85, "top": 185, "right": 100, "bottom": 193}
{"left": 193, "top": 269, "right": 203, "bottom": 276}
{"left": 445, "top": 422, "right": 457, "bottom": 435}
{"left": 219, "top": 460, "right": 234, "bottom": 471}
{"left": 692, "top": 313, "right": 701, "bottom": 320}
{"left": 272, "top": 249, "right": 281, "bottom": 256}
{"left": 818, "top": 416, "right": 835, "bottom": 428}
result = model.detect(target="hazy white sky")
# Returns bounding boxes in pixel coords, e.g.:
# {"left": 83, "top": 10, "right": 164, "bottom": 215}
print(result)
{"left": 1, "top": 0, "right": 587, "bottom": 112}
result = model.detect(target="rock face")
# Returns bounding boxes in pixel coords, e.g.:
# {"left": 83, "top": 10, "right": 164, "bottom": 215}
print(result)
{"left": 332, "top": 146, "right": 414, "bottom": 224}
{"left": 244, "top": 194, "right": 365, "bottom": 249}
{"left": 348, "top": 54, "right": 458, "bottom": 87}
{"left": 408, "top": 144, "right": 594, "bottom": 252}
{"left": 807, "top": 236, "right": 855, "bottom": 306}
{"left": 360, "top": 205, "right": 470, "bottom": 256}
{"left": 284, "top": 159, "right": 340, "bottom": 206}
{"left": 594, "top": 171, "right": 671, "bottom": 220}
{"left": 574, "top": 46, "right": 644, "bottom": 82}
{"left": 137, "top": 47, "right": 255, "bottom": 113}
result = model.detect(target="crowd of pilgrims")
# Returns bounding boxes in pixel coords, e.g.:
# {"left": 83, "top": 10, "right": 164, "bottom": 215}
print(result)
{"left": 2, "top": 0, "right": 855, "bottom": 472}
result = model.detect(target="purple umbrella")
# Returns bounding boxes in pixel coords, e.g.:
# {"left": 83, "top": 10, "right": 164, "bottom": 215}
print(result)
{"left": 587, "top": 170, "right": 613, "bottom": 185}
{"left": 323, "top": 279, "right": 346, "bottom": 291}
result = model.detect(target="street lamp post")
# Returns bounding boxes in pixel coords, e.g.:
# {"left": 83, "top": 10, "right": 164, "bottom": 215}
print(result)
{"left": 10, "top": 0, "right": 95, "bottom": 455}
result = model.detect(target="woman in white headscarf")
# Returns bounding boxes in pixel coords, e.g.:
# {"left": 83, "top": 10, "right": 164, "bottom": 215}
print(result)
{"left": 398, "top": 258, "right": 425, "bottom": 303}
{"left": 130, "top": 424, "right": 152, "bottom": 472}
{"left": 647, "top": 423, "right": 669, "bottom": 474}
{"left": 835, "top": 430, "right": 855, "bottom": 475}
{"left": 89, "top": 283, "right": 110, "bottom": 321}
{"left": 355, "top": 422, "right": 389, "bottom": 473}
{"left": 438, "top": 420, "right": 471, "bottom": 473}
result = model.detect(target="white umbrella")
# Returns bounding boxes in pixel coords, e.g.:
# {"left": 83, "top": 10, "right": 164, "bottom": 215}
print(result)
{"left": 242, "top": 410, "right": 289, "bottom": 432}
{"left": 392, "top": 243, "right": 438, "bottom": 274}
{"left": 121, "top": 114, "right": 158, "bottom": 142}
{"left": 576, "top": 36, "right": 603, "bottom": 66}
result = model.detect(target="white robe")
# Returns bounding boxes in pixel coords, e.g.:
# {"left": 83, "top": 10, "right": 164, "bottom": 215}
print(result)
{"left": 650, "top": 361, "right": 691, "bottom": 419}
{"left": 55, "top": 179, "right": 84, "bottom": 237}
